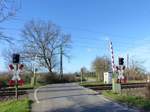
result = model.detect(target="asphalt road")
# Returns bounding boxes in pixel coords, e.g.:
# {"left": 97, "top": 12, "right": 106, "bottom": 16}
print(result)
{"left": 29, "top": 83, "right": 140, "bottom": 112}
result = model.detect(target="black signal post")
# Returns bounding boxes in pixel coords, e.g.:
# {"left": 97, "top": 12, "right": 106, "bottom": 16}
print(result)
{"left": 12, "top": 53, "right": 20, "bottom": 100}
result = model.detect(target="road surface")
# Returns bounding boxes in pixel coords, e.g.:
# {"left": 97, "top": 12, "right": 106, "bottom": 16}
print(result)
{"left": 29, "top": 83, "right": 139, "bottom": 112}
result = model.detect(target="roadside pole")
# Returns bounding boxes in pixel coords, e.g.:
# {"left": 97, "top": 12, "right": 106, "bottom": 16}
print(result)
{"left": 80, "top": 72, "right": 83, "bottom": 83}
{"left": 80, "top": 69, "right": 83, "bottom": 83}
{"left": 33, "top": 63, "right": 36, "bottom": 86}
{"left": 33, "top": 55, "right": 37, "bottom": 87}
{"left": 60, "top": 45, "right": 63, "bottom": 80}
{"left": 15, "top": 64, "right": 18, "bottom": 99}
{"left": 126, "top": 54, "right": 129, "bottom": 81}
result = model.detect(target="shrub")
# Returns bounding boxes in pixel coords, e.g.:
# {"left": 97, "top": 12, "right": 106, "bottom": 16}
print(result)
{"left": 21, "top": 73, "right": 32, "bottom": 84}
{"left": 0, "top": 74, "right": 11, "bottom": 87}
{"left": 37, "top": 73, "right": 79, "bottom": 84}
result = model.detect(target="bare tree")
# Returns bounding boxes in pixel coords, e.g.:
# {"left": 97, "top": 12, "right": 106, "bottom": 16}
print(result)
{"left": 92, "top": 56, "right": 110, "bottom": 81}
{"left": 0, "top": 0, "right": 19, "bottom": 42}
{"left": 21, "top": 20, "right": 71, "bottom": 74}
{"left": 125, "top": 59, "right": 146, "bottom": 80}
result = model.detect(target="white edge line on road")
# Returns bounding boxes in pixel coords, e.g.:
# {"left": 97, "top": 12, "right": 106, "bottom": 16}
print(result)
{"left": 34, "top": 85, "right": 48, "bottom": 104}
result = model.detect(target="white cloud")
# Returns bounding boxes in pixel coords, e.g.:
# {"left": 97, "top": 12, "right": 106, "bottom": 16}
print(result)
{"left": 87, "top": 48, "right": 94, "bottom": 52}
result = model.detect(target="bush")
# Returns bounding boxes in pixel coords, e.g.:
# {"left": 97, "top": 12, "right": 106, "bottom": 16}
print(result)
{"left": 37, "top": 73, "right": 79, "bottom": 84}
{"left": 21, "top": 73, "right": 32, "bottom": 84}
{"left": 0, "top": 74, "right": 11, "bottom": 87}
{"left": 37, "top": 73, "right": 59, "bottom": 84}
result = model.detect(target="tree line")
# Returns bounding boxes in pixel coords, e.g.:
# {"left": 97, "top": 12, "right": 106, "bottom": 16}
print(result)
{"left": 81, "top": 56, "right": 147, "bottom": 81}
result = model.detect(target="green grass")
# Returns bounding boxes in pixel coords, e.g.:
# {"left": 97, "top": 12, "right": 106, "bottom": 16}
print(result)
{"left": 127, "top": 80, "right": 146, "bottom": 83}
{"left": 80, "top": 79, "right": 146, "bottom": 86}
{"left": 103, "top": 91, "right": 150, "bottom": 110}
{"left": 0, "top": 98, "right": 32, "bottom": 112}
{"left": 19, "top": 82, "right": 44, "bottom": 89}
{"left": 19, "top": 83, "right": 33, "bottom": 88}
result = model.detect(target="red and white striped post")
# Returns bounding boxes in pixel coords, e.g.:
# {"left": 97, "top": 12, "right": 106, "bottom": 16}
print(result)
{"left": 109, "top": 41, "right": 115, "bottom": 73}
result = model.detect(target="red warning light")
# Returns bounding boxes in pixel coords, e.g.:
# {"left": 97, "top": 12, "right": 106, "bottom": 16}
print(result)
{"left": 18, "top": 79, "right": 24, "bottom": 86}
{"left": 9, "top": 80, "right": 15, "bottom": 86}
{"left": 19, "top": 64, "right": 24, "bottom": 70}
{"left": 9, "top": 64, "right": 14, "bottom": 70}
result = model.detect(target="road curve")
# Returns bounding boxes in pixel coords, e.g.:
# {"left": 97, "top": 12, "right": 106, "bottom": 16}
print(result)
{"left": 29, "top": 83, "right": 139, "bottom": 112}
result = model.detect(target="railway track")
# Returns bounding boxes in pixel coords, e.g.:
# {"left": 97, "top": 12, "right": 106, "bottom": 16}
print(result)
{"left": 83, "top": 82, "right": 148, "bottom": 90}
{"left": 0, "top": 87, "right": 33, "bottom": 96}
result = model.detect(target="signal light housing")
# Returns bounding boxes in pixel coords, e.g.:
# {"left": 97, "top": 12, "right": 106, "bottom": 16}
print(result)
{"left": 119, "top": 57, "right": 124, "bottom": 65}
{"left": 12, "top": 53, "right": 20, "bottom": 64}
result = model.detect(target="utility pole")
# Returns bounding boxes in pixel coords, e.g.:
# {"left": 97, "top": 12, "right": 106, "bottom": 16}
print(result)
{"left": 33, "top": 55, "right": 37, "bottom": 86}
{"left": 15, "top": 64, "right": 18, "bottom": 100}
{"left": 60, "top": 45, "right": 63, "bottom": 80}
{"left": 80, "top": 68, "right": 83, "bottom": 83}
{"left": 126, "top": 54, "right": 129, "bottom": 81}
{"left": 127, "top": 54, "right": 129, "bottom": 69}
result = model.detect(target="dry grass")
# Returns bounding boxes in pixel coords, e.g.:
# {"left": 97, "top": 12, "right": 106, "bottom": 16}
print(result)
{"left": 121, "top": 88, "right": 146, "bottom": 98}
{"left": 121, "top": 83, "right": 150, "bottom": 99}
{"left": 103, "top": 91, "right": 150, "bottom": 110}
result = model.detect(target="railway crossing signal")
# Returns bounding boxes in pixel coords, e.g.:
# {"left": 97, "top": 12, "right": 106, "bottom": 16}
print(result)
{"left": 9, "top": 53, "right": 24, "bottom": 100}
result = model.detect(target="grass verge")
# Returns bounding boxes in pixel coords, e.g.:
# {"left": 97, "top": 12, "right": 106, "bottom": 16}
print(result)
{"left": 103, "top": 91, "right": 150, "bottom": 110}
{"left": 0, "top": 98, "right": 32, "bottom": 112}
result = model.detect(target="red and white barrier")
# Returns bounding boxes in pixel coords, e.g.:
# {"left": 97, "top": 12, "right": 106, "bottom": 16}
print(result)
{"left": 109, "top": 41, "right": 115, "bottom": 72}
